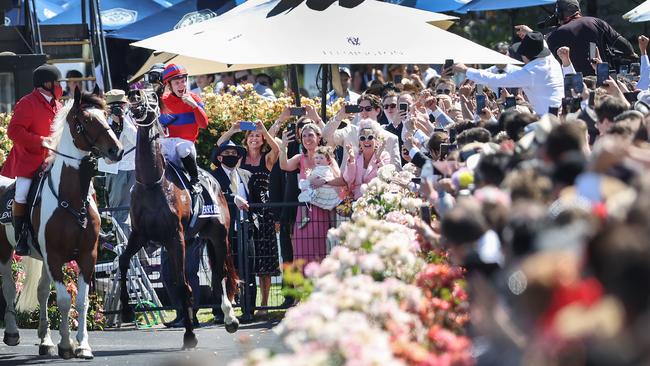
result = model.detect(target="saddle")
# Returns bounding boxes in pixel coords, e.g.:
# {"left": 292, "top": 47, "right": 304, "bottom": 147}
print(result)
{"left": 167, "top": 163, "right": 221, "bottom": 236}
{"left": 0, "top": 170, "right": 48, "bottom": 256}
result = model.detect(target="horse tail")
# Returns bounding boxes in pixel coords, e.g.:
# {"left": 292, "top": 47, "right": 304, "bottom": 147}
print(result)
{"left": 223, "top": 235, "right": 239, "bottom": 301}
{"left": 16, "top": 256, "right": 43, "bottom": 312}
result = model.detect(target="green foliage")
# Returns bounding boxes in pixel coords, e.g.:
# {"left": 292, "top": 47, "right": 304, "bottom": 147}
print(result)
{"left": 281, "top": 261, "right": 314, "bottom": 301}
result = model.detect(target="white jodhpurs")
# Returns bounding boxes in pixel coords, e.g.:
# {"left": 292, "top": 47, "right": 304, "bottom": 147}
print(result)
{"left": 159, "top": 137, "right": 196, "bottom": 166}
{"left": 15, "top": 177, "right": 32, "bottom": 204}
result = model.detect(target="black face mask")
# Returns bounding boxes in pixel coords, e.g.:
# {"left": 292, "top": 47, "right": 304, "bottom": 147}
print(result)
{"left": 220, "top": 155, "right": 240, "bottom": 168}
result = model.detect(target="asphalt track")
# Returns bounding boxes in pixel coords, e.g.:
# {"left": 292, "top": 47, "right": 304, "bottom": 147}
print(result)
{"left": 0, "top": 319, "right": 284, "bottom": 366}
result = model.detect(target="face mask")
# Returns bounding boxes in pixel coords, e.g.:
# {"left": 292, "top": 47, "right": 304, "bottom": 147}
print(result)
{"left": 220, "top": 155, "right": 239, "bottom": 168}
{"left": 53, "top": 84, "right": 63, "bottom": 100}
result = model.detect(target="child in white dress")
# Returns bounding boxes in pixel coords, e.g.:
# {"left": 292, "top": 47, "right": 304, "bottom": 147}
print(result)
{"left": 298, "top": 146, "right": 341, "bottom": 226}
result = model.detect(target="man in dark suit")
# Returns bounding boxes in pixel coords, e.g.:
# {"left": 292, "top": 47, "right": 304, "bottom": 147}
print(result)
{"left": 209, "top": 140, "right": 255, "bottom": 322}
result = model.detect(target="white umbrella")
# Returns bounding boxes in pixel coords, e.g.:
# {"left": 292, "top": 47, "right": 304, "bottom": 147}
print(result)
{"left": 623, "top": 0, "right": 650, "bottom": 23}
{"left": 132, "top": 0, "right": 518, "bottom": 66}
{"left": 128, "top": 51, "right": 278, "bottom": 83}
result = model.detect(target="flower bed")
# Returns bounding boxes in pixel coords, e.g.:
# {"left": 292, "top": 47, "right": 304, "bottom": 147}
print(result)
{"left": 232, "top": 166, "right": 472, "bottom": 366}
{"left": 0, "top": 112, "right": 13, "bottom": 166}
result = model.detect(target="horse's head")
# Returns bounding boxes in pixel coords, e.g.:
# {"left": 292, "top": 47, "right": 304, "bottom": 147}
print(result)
{"left": 68, "top": 87, "right": 124, "bottom": 162}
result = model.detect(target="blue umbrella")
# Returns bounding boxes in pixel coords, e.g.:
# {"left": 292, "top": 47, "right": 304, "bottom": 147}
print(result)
{"left": 455, "top": 0, "right": 555, "bottom": 13}
{"left": 5, "top": 0, "right": 69, "bottom": 25}
{"left": 381, "top": 0, "right": 469, "bottom": 12}
{"left": 107, "top": 0, "right": 245, "bottom": 40}
{"left": 41, "top": 0, "right": 184, "bottom": 30}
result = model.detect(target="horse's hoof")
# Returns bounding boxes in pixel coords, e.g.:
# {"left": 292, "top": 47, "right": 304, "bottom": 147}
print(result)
{"left": 75, "top": 348, "right": 94, "bottom": 359}
{"left": 182, "top": 332, "right": 198, "bottom": 350}
{"left": 58, "top": 345, "right": 75, "bottom": 360}
{"left": 39, "top": 344, "right": 56, "bottom": 356}
{"left": 3, "top": 332, "right": 19, "bottom": 346}
{"left": 225, "top": 320, "right": 239, "bottom": 334}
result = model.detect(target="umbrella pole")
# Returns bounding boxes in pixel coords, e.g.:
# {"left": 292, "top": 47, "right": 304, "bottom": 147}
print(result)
{"left": 290, "top": 64, "right": 300, "bottom": 106}
{"left": 321, "top": 64, "right": 329, "bottom": 121}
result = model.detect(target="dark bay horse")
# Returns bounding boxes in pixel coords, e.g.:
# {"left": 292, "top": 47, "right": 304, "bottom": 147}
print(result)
{"left": 0, "top": 88, "right": 123, "bottom": 359}
{"left": 118, "top": 90, "right": 239, "bottom": 350}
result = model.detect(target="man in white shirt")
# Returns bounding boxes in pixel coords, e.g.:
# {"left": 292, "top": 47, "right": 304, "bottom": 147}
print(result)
{"left": 453, "top": 32, "right": 564, "bottom": 115}
{"left": 99, "top": 89, "right": 137, "bottom": 237}
{"left": 327, "top": 67, "right": 360, "bottom": 106}
{"left": 191, "top": 74, "right": 215, "bottom": 95}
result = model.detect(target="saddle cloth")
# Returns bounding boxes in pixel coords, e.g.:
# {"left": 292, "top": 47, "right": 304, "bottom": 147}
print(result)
{"left": 0, "top": 171, "right": 47, "bottom": 256}
{"left": 167, "top": 162, "right": 221, "bottom": 225}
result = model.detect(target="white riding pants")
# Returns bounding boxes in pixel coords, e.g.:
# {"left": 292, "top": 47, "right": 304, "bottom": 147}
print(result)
{"left": 159, "top": 137, "right": 196, "bottom": 166}
{"left": 15, "top": 177, "right": 32, "bottom": 204}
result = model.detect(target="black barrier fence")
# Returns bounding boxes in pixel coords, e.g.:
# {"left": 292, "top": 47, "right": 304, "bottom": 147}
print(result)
{"left": 95, "top": 201, "right": 350, "bottom": 324}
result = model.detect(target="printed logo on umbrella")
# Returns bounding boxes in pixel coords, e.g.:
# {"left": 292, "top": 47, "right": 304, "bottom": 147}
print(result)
{"left": 101, "top": 8, "right": 138, "bottom": 27}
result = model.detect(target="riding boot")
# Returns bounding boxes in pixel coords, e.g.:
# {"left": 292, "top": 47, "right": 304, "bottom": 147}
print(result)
{"left": 12, "top": 201, "right": 30, "bottom": 256}
{"left": 181, "top": 156, "right": 202, "bottom": 195}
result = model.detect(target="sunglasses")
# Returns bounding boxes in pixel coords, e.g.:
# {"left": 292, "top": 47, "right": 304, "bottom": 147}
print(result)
{"left": 359, "top": 135, "right": 375, "bottom": 142}
{"left": 258, "top": 81, "right": 269, "bottom": 86}
{"left": 436, "top": 89, "right": 452, "bottom": 95}
{"left": 360, "top": 106, "right": 374, "bottom": 112}
{"left": 383, "top": 103, "right": 397, "bottom": 110}
{"left": 236, "top": 75, "right": 249, "bottom": 83}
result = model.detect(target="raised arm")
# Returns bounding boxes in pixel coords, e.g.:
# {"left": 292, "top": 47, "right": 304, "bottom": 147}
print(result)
{"left": 217, "top": 122, "right": 241, "bottom": 146}
{"left": 279, "top": 130, "right": 301, "bottom": 171}
{"left": 257, "top": 120, "right": 281, "bottom": 171}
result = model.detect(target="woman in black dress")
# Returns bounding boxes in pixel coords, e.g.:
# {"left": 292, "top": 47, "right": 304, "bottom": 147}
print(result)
{"left": 220, "top": 120, "right": 281, "bottom": 315}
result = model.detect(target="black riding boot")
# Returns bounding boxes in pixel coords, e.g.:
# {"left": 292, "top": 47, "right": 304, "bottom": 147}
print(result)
{"left": 12, "top": 202, "right": 29, "bottom": 256}
{"left": 181, "top": 156, "right": 202, "bottom": 195}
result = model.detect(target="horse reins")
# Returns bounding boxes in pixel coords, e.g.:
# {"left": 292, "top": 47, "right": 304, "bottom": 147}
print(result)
{"left": 130, "top": 89, "right": 168, "bottom": 189}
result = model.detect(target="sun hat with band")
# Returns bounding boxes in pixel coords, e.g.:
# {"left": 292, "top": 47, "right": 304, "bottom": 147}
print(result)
{"left": 162, "top": 64, "right": 188, "bottom": 84}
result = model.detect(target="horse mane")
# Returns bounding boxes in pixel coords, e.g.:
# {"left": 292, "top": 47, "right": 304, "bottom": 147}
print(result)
{"left": 49, "top": 93, "right": 107, "bottom": 151}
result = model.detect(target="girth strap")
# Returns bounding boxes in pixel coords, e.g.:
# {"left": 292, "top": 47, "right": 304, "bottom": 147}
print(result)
{"left": 45, "top": 170, "right": 90, "bottom": 229}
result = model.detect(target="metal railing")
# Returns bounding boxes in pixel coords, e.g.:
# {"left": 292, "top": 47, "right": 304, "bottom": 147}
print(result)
{"left": 95, "top": 201, "right": 350, "bottom": 324}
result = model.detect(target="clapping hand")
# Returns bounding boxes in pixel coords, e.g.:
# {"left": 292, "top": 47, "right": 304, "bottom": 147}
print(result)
{"left": 346, "top": 143, "right": 355, "bottom": 163}
{"left": 639, "top": 35, "right": 649, "bottom": 56}
{"left": 556, "top": 46, "right": 572, "bottom": 67}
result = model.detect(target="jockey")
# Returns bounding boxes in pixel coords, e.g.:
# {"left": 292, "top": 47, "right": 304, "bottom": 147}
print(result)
{"left": 1, "top": 64, "right": 63, "bottom": 256}
{"left": 159, "top": 64, "right": 208, "bottom": 194}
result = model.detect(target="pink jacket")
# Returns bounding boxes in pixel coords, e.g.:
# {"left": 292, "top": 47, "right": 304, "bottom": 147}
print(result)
{"left": 343, "top": 151, "right": 390, "bottom": 199}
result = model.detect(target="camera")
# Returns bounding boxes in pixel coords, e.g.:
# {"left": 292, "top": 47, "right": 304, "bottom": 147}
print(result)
{"left": 110, "top": 104, "right": 124, "bottom": 117}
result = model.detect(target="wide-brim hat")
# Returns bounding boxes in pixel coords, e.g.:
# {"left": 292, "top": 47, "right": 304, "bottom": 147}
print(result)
{"left": 216, "top": 140, "right": 246, "bottom": 157}
{"left": 512, "top": 32, "right": 551, "bottom": 60}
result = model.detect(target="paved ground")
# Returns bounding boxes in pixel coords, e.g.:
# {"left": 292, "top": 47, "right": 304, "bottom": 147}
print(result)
{"left": 0, "top": 320, "right": 284, "bottom": 366}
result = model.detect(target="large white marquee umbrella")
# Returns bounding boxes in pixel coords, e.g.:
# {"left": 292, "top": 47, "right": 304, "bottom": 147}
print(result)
{"left": 128, "top": 52, "right": 279, "bottom": 83}
{"left": 132, "top": 0, "right": 518, "bottom": 66}
{"left": 623, "top": 0, "right": 650, "bottom": 23}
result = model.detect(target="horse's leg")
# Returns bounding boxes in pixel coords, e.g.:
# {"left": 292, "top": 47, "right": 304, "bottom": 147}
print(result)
{"left": 166, "top": 233, "right": 197, "bottom": 349}
{"left": 203, "top": 222, "right": 238, "bottom": 333}
{"left": 36, "top": 264, "right": 55, "bottom": 356}
{"left": 73, "top": 252, "right": 95, "bottom": 359}
{"left": 0, "top": 256, "right": 19, "bottom": 346}
{"left": 118, "top": 230, "right": 144, "bottom": 322}
{"left": 49, "top": 261, "right": 75, "bottom": 359}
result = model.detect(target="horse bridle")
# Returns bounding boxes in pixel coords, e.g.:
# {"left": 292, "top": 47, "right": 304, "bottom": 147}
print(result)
{"left": 45, "top": 105, "right": 113, "bottom": 161}
{"left": 72, "top": 105, "right": 114, "bottom": 158}
{"left": 130, "top": 89, "right": 167, "bottom": 188}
